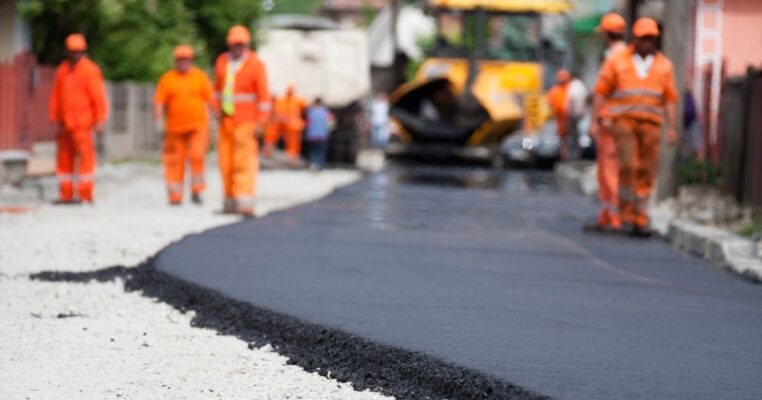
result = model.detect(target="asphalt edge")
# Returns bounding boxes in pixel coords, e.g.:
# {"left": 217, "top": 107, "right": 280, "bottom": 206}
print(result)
{"left": 555, "top": 162, "right": 762, "bottom": 284}
{"left": 31, "top": 263, "right": 549, "bottom": 400}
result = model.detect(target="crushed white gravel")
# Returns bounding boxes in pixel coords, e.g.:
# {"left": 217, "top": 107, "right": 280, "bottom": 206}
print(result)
{"left": 0, "top": 161, "right": 391, "bottom": 400}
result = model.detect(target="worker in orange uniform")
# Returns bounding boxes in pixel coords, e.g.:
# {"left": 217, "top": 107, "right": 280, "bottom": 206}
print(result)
{"left": 49, "top": 33, "right": 108, "bottom": 204}
{"left": 592, "top": 17, "right": 678, "bottom": 237}
{"left": 548, "top": 69, "right": 570, "bottom": 157}
{"left": 262, "top": 94, "right": 278, "bottom": 158}
{"left": 586, "top": 12, "right": 628, "bottom": 232}
{"left": 213, "top": 25, "right": 270, "bottom": 216}
{"left": 154, "top": 45, "right": 214, "bottom": 206}
{"left": 272, "top": 84, "right": 307, "bottom": 164}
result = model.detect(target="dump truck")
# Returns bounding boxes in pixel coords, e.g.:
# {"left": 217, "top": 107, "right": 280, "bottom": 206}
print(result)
{"left": 387, "top": 0, "right": 573, "bottom": 167}
{"left": 257, "top": 15, "right": 371, "bottom": 163}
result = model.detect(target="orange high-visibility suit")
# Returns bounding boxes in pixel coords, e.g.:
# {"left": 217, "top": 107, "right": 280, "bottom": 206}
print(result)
{"left": 268, "top": 90, "right": 306, "bottom": 158}
{"left": 154, "top": 66, "right": 214, "bottom": 203}
{"left": 213, "top": 51, "right": 270, "bottom": 214}
{"left": 595, "top": 40, "right": 628, "bottom": 228}
{"left": 548, "top": 82, "right": 569, "bottom": 139}
{"left": 49, "top": 56, "right": 107, "bottom": 203}
{"left": 595, "top": 46, "right": 678, "bottom": 228}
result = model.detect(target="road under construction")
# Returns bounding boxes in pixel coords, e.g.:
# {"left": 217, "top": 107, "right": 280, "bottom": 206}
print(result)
{"left": 143, "top": 165, "right": 762, "bottom": 400}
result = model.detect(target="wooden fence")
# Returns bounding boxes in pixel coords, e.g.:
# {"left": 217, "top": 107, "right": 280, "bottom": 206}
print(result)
{"left": 720, "top": 68, "right": 762, "bottom": 207}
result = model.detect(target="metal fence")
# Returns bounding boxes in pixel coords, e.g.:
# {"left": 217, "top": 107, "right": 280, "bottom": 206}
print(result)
{"left": 720, "top": 68, "right": 762, "bottom": 207}
{"left": 102, "top": 82, "right": 162, "bottom": 161}
{"left": 0, "top": 53, "right": 57, "bottom": 151}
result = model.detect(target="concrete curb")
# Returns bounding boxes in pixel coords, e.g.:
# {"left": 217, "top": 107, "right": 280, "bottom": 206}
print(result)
{"left": 555, "top": 162, "right": 762, "bottom": 283}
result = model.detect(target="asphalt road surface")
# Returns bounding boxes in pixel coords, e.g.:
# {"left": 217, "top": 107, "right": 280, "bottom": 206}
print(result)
{"left": 154, "top": 166, "right": 762, "bottom": 399}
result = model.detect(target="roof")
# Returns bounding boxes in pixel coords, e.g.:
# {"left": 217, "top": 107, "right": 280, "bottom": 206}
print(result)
{"left": 427, "top": 0, "right": 572, "bottom": 13}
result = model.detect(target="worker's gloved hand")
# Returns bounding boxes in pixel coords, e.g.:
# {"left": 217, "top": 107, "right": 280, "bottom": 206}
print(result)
{"left": 253, "top": 125, "right": 264, "bottom": 137}
{"left": 666, "top": 126, "right": 677, "bottom": 144}
{"left": 589, "top": 122, "right": 599, "bottom": 140}
{"left": 94, "top": 122, "right": 105, "bottom": 135}
{"left": 154, "top": 119, "right": 165, "bottom": 136}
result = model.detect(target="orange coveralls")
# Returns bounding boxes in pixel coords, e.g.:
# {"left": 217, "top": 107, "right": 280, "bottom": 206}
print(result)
{"left": 213, "top": 51, "right": 270, "bottom": 213}
{"left": 49, "top": 57, "right": 107, "bottom": 202}
{"left": 155, "top": 67, "right": 214, "bottom": 203}
{"left": 595, "top": 40, "right": 628, "bottom": 228}
{"left": 266, "top": 93, "right": 306, "bottom": 158}
{"left": 595, "top": 47, "right": 678, "bottom": 228}
{"left": 548, "top": 83, "right": 569, "bottom": 139}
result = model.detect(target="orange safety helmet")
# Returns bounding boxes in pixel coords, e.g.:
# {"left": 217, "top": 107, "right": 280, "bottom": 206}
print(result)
{"left": 65, "top": 33, "right": 87, "bottom": 52}
{"left": 226, "top": 25, "right": 251, "bottom": 45}
{"left": 173, "top": 45, "right": 195, "bottom": 59}
{"left": 633, "top": 17, "right": 660, "bottom": 37}
{"left": 556, "top": 69, "right": 571, "bottom": 84}
{"left": 596, "top": 13, "right": 626, "bottom": 34}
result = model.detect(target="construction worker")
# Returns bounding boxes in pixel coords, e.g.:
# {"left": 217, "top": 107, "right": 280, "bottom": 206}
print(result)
{"left": 262, "top": 94, "right": 278, "bottom": 158}
{"left": 548, "top": 69, "right": 570, "bottom": 156}
{"left": 593, "top": 17, "right": 679, "bottom": 236}
{"left": 586, "top": 12, "right": 628, "bottom": 231}
{"left": 154, "top": 45, "right": 214, "bottom": 206}
{"left": 272, "top": 84, "right": 307, "bottom": 164}
{"left": 49, "top": 33, "right": 108, "bottom": 204}
{"left": 213, "top": 25, "right": 270, "bottom": 216}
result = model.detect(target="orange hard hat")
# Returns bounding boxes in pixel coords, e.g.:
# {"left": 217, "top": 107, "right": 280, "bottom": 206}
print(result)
{"left": 633, "top": 17, "right": 660, "bottom": 37}
{"left": 226, "top": 25, "right": 251, "bottom": 45}
{"left": 556, "top": 69, "right": 571, "bottom": 83}
{"left": 173, "top": 45, "right": 195, "bottom": 59}
{"left": 596, "top": 13, "right": 626, "bottom": 34}
{"left": 65, "top": 33, "right": 87, "bottom": 52}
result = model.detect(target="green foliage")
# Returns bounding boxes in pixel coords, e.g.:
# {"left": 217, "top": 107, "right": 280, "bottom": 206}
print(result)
{"left": 680, "top": 156, "right": 722, "bottom": 188}
{"left": 265, "top": 0, "right": 323, "bottom": 15}
{"left": 18, "top": 0, "right": 262, "bottom": 82}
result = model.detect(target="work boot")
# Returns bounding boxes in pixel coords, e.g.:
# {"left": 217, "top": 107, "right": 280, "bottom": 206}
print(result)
{"left": 191, "top": 193, "right": 203, "bottom": 205}
{"left": 222, "top": 198, "right": 236, "bottom": 214}
{"left": 53, "top": 199, "right": 81, "bottom": 205}
{"left": 630, "top": 225, "right": 653, "bottom": 238}
{"left": 239, "top": 208, "right": 256, "bottom": 218}
{"left": 169, "top": 200, "right": 182, "bottom": 207}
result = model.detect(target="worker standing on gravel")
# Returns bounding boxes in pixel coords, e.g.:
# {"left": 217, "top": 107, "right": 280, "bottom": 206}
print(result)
{"left": 273, "top": 84, "right": 307, "bottom": 165}
{"left": 49, "top": 33, "right": 108, "bottom": 205}
{"left": 154, "top": 45, "right": 214, "bottom": 206}
{"left": 586, "top": 12, "right": 628, "bottom": 232}
{"left": 213, "top": 25, "right": 270, "bottom": 217}
{"left": 593, "top": 17, "right": 678, "bottom": 236}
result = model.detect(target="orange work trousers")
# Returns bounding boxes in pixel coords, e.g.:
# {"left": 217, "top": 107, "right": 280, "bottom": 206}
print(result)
{"left": 218, "top": 117, "right": 258, "bottom": 212}
{"left": 56, "top": 128, "right": 96, "bottom": 202}
{"left": 263, "top": 122, "right": 302, "bottom": 158}
{"left": 596, "top": 127, "right": 620, "bottom": 227}
{"left": 612, "top": 117, "right": 661, "bottom": 228}
{"left": 162, "top": 130, "right": 208, "bottom": 203}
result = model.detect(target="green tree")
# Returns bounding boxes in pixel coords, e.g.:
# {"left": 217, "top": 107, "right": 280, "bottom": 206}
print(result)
{"left": 183, "top": 0, "right": 262, "bottom": 57}
{"left": 18, "top": 0, "right": 263, "bottom": 82}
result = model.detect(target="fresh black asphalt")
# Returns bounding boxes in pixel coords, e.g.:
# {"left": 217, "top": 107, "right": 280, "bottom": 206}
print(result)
{"left": 154, "top": 167, "right": 762, "bottom": 399}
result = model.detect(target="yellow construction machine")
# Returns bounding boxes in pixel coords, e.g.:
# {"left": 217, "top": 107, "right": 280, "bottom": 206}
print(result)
{"left": 388, "top": 0, "right": 573, "bottom": 166}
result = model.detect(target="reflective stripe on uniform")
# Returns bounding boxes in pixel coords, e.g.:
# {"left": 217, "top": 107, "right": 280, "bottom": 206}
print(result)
{"left": 78, "top": 174, "right": 94, "bottom": 182}
{"left": 167, "top": 182, "right": 183, "bottom": 194}
{"left": 607, "top": 104, "right": 663, "bottom": 117}
{"left": 215, "top": 92, "right": 258, "bottom": 102}
{"left": 258, "top": 102, "right": 271, "bottom": 112}
{"left": 610, "top": 88, "right": 664, "bottom": 100}
{"left": 191, "top": 175, "right": 205, "bottom": 186}
{"left": 57, "top": 174, "right": 73, "bottom": 182}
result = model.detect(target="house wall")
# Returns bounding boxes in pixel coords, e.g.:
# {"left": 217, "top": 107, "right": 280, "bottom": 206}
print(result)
{"left": 722, "top": 0, "right": 762, "bottom": 76}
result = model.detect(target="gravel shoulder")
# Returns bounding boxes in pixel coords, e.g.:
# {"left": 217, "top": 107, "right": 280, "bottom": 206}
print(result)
{"left": 0, "top": 161, "right": 390, "bottom": 400}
